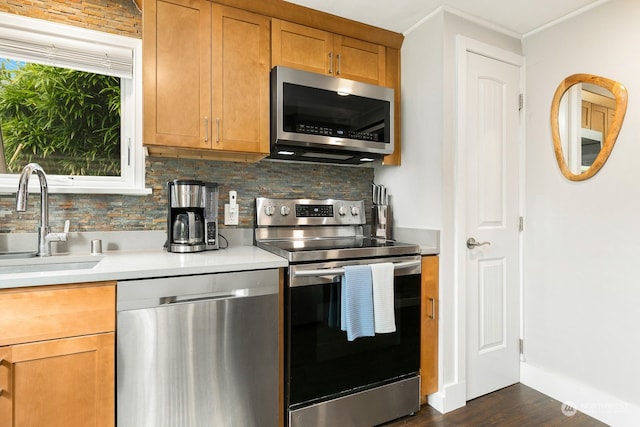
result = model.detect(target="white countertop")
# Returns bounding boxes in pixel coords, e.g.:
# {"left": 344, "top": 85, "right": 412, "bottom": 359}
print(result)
{"left": 393, "top": 227, "right": 440, "bottom": 256}
{"left": 0, "top": 228, "right": 439, "bottom": 289}
{"left": 0, "top": 245, "right": 288, "bottom": 289}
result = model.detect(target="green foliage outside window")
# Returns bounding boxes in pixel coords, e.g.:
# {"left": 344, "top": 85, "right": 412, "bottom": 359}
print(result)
{"left": 0, "top": 62, "right": 121, "bottom": 176}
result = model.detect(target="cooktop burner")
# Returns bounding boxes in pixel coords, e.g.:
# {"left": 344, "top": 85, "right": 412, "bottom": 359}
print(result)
{"left": 257, "top": 238, "right": 419, "bottom": 262}
{"left": 254, "top": 197, "right": 420, "bottom": 262}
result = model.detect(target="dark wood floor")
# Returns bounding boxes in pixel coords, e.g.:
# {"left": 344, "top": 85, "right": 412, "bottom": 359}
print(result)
{"left": 383, "top": 383, "right": 608, "bottom": 426}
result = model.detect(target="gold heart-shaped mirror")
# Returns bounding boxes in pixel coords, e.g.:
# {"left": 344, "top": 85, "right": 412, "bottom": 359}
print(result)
{"left": 550, "top": 74, "right": 627, "bottom": 181}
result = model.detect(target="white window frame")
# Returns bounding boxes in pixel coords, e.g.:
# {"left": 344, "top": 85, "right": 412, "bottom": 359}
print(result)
{"left": 0, "top": 12, "right": 150, "bottom": 195}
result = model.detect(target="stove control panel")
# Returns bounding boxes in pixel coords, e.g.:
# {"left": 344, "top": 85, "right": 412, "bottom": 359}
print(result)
{"left": 256, "top": 197, "right": 366, "bottom": 227}
{"left": 296, "top": 204, "right": 333, "bottom": 218}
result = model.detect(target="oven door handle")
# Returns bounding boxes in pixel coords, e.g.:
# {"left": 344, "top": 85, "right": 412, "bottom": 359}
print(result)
{"left": 292, "top": 260, "right": 421, "bottom": 278}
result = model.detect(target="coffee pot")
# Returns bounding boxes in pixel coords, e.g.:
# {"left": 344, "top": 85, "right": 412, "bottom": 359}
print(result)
{"left": 172, "top": 212, "right": 204, "bottom": 244}
{"left": 167, "top": 180, "right": 219, "bottom": 253}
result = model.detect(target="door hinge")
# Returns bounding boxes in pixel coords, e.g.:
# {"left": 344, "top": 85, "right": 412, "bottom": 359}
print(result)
{"left": 519, "top": 338, "right": 524, "bottom": 355}
{"left": 518, "top": 93, "right": 524, "bottom": 111}
{"left": 519, "top": 216, "right": 524, "bottom": 232}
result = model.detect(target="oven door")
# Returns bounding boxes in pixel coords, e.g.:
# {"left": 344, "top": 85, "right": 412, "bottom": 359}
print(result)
{"left": 285, "top": 255, "right": 421, "bottom": 410}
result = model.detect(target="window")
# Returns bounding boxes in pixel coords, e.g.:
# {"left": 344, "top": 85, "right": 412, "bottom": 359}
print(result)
{"left": 0, "top": 12, "right": 149, "bottom": 195}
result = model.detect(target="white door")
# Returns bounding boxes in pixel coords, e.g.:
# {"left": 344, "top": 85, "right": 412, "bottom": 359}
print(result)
{"left": 465, "top": 50, "right": 521, "bottom": 400}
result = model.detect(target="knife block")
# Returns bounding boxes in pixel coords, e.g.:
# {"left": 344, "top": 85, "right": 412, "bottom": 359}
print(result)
{"left": 371, "top": 204, "right": 393, "bottom": 240}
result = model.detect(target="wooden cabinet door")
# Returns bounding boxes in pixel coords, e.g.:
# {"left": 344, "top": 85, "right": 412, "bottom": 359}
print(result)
{"left": 0, "top": 333, "right": 115, "bottom": 427}
{"left": 590, "top": 104, "right": 608, "bottom": 135}
{"left": 334, "top": 35, "right": 386, "bottom": 86}
{"left": 420, "top": 255, "right": 439, "bottom": 398}
{"left": 272, "top": 19, "right": 333, "bottom": 76}
{"left": 143, "top": 0, "right": 212, "bottom": 149}
{"left": 271, "top": 20, "right": 386, "bottom": 86}
{"left": 212, "top": 5, "right": 270, "bottom": 154}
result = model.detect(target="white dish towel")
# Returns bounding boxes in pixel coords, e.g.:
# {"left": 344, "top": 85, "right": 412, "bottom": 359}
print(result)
{"left": 371, "top": 262, "right": 396, "bottom": 333}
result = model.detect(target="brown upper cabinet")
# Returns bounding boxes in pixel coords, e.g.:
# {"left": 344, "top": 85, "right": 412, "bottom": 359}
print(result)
{"left": 143, "top": 0, "right": 270, "bottom": 162}
{"left": 581, "top": 89, "right": 617, "bottom": 138}
{"left": 143, "top": 0, "right": 403, "bottom": 164}
{"left": 272, "top": 19, "right": 386, "bottom": 86}
{"left": 271, "top": 18, "right": 401, "bottom": 165}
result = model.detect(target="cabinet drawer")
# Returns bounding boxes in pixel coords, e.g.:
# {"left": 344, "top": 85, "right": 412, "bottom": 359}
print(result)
{"left": 0, "top": 282, "right": 115, "bottom": 346}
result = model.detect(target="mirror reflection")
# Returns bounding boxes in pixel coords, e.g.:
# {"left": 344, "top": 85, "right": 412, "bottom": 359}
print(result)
{"left": 550, "top": 74, "right": 627, "bottom": 181}
{"left": 559, "top": 83, "right": 614, "bottom": 172}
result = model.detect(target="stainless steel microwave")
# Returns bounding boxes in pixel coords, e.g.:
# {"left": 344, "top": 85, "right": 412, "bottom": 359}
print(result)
{"left": 269, "top": 66, "right": 394, "bottom": 165}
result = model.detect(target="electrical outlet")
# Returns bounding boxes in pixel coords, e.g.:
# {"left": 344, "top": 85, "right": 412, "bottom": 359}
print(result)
{"left": 224, "top": 190, "right": 239, "bottom": 225}
{"left": 224, "top": 204, "right": 239, "bottom": 225}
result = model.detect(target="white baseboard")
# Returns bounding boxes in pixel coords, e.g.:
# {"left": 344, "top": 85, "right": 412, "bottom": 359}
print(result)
{"left": 427, "top": 381, "right": 466, "bottom": 413}
{"left": 521, "top": 362, "right": 640, "bottom": 426}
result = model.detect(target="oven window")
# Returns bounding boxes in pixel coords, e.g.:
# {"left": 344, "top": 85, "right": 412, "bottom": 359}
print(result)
{"left": 286, "top": 273, "right": 421, "bottom": 408}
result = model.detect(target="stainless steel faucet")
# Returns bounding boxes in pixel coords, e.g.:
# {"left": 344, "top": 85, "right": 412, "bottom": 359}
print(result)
{"left": 16, "top": 163, "right": 69, "bottom": 256}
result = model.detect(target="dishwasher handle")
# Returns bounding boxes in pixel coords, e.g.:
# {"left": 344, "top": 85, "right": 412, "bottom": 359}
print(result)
{"left": 159, "top": 288, "right": 256, "bottom": 305}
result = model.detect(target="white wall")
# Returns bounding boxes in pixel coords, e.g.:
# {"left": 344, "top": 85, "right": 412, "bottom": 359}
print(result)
{"left": 376, "top": 0, "right": 640, "bottom": 423}
{"left": 374, "top": 13, "right": 444, "bottom": 231}
{"left": 375, "top": 7, "right": 522, "bottom": 413}
{"left": 523, "top": 0, "right": 640, "bottom": 424}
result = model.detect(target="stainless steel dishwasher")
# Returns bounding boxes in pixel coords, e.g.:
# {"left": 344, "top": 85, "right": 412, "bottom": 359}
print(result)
{"left": 116, "top": 269, "right": 279, "bottom": 427}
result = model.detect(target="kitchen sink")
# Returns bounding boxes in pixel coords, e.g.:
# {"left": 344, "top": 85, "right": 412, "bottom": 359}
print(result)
{"left": 0, "top": 251, "right": 37, "bottom": 259}
{"left": 0, "top": 253, "right": 103, "bottom": 274}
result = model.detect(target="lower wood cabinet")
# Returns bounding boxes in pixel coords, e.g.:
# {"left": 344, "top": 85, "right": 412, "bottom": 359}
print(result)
{"left": 421, "top": 255, "right": 439, "bottom": 401}
{"left": 0, "top": 282, "right": 115, "bottom": 427}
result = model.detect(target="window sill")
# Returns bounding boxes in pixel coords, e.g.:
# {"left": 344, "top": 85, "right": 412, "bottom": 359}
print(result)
{"left": 0, "top": 185, "right": 152, "bottom": 196}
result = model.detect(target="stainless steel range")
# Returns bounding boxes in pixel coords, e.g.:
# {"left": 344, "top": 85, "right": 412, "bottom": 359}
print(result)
{"left": 255, "top": 197, "right": 422, "bottom": 427}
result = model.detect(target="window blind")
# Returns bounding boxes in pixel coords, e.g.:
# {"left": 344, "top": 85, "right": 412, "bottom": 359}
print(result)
{"left": 0, "top": 25, "right": 133, "bottom": 79}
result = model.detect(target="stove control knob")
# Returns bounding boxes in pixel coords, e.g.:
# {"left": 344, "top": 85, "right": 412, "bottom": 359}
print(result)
{"left": 280, "top": 205, "right": 291, "bottom": 216}
{"left": 264, "top": 205, "right": 275, "bottom": 216}
{"left": 350, "top": 206, "right": 360, "bottom": 216}
{"left": 338, "top": 206, "right": 347, "bottom": 216}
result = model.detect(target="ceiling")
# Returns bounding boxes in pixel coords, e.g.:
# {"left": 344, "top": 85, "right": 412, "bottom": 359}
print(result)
{"left": 284, "top": 0, "right": 606, "bottom": 36}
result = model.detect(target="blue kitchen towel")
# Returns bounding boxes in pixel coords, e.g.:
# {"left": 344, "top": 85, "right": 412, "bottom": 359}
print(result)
{"left": 340, "top": 264, "right": 375, "bottom": 341}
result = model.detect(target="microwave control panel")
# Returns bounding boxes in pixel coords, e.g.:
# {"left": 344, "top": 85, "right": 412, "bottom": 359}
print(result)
{"left": 295, "top": 123, "right": 378, "bottom": 141}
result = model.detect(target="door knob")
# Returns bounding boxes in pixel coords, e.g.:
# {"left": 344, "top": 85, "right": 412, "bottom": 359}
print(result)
{"left": 467, "top": 237, "right": 490, "bottom": 249}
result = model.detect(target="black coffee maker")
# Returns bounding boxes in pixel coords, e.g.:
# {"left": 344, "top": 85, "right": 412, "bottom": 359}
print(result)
{"left": 167, "top": 180, "right": 219, "bottom": 252}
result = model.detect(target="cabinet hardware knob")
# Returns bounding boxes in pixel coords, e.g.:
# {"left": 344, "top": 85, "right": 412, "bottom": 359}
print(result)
{"left": 328, "top": 52, "right": 333, "bottom": 74}
{"left": 336, "top": 53, "right": 341, "bottom": 75}
{"left": 204, "top": 117, "right": 209, "bottom": 143}
{"left": 429, "top": 297, "right": 436, "bottom": 320}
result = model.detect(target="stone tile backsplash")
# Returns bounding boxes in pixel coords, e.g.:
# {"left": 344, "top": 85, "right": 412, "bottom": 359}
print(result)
{"left": 0, "top": 158, "right": 374, "bottom": 233}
